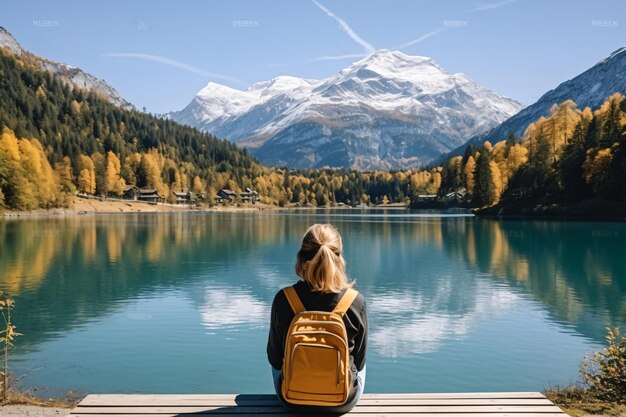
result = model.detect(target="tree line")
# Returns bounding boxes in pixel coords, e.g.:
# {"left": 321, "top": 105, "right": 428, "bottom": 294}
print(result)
{"left": 433, "top": 93, "right": 626, "bottom": 209}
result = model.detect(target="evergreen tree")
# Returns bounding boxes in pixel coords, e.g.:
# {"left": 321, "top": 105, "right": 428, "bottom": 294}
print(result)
{"left": 472, "top": 148, "right": 496, "bottom": 207}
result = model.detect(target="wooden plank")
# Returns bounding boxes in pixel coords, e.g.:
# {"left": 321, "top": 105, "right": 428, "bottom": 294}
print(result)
{"left": 75, "top": 398, "right": 555, "bottom": 407}
{"left": 71, "top": 392, "right": 567, "bottom": 417}
{"left": 79, "top": 393, "right": 551, "bottom": 406}
{"left": 71, "top": 413, "right": 569, "bottom": 417}
{"left": 73, "top": 405, "right": 564, "bottom": 414}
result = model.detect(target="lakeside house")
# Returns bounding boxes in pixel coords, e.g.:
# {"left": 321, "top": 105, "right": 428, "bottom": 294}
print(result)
{"left": 216, "top": 189, "right": 238, "bottom": 204}
{"left": 138, "top": 189, "right": 164, "bottom": 203}
{"left": 173, "top": 191, "right": 195, "bottom": 205}
{"left": 215, "top": 188, "right": 261, "bottom": 205}
{"left": 122, "top": 185, "right": 140, "bottom": 200}
{"left": 122, "top": 185, "right": 164, "bottom": 203}
{"left": 241, "top": 188, "right": 260, "bottom": 204}
{"left": 443, "top": 188, "right": 467, "bottom": 203}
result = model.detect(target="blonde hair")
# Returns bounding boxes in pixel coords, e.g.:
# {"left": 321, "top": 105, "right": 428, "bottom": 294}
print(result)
{"left": 295, "top": 224, "right": 353, "bottom": 293}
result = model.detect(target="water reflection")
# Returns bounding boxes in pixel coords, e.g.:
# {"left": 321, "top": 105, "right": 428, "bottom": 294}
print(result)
{"left": 369, "top": 282, "right": 519, "bottom": 356}
{"left": 0, "top": 212, "right": 624, "bottom": 393}
{"left": 200, "top": 287, "right": 269, "bottom": 330}
{"left": 438, "top": 219, "right": 626, "bottom": 341}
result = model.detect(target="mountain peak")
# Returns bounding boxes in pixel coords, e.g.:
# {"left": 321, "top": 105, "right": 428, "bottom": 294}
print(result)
{"left": 249, "top": 75, "right": 316, "bottom": 93}
{"left": 344, "top": 49, "right": 437, "bottom": 74}
{"left": 0, "top": 26, "right": 24, "bottom": 56}
{"left": 604, "top": 46, "right": 626, "bottom": 62}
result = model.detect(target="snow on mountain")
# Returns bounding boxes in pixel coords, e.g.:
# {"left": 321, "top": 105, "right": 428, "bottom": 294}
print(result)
{"left": 444, "top": 46, "right": 626, "bottom": 161}
{"left": 170, "top": 49, "right": 523, "bottom": 170}
{"left": 0, "top": 26, "right": 134, "bottom": 110}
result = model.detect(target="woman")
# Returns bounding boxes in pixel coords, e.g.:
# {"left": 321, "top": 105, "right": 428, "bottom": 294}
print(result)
{"left": 267, "top": 223, "right": 367, "bottom": 414}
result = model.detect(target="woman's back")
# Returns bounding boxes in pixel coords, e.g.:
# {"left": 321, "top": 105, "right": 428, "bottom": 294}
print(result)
{"left": 266, "top": 223, "right": 368, "bottom": 413}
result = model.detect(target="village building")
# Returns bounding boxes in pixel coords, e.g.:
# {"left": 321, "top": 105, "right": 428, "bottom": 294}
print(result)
{"left": 173, "top": 191, "right": 195, "bottom": 205}
{"left": 241, "top": 188, "right": 260, "bottom": 204}
{"left": 122, "top": 185, "right": 140, "bottom": 200}
{"left": 443, "top": 188, "right": 467, "bottom": 203}
{"left": 216, "top": 189, "right": 238, "bottom": 204}
{"left": 138, "top": 189, "right": 164, "bottom": 203}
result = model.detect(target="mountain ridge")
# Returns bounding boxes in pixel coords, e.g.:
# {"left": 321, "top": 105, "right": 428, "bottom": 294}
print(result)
{"left": 442, "top": 46, "right": 626, "bottom": 161}
{"left": 0, "top": 26, "right": 134, "bottom": 110}
{"left": 170, "top": 49, "right": 523, "bottom": 170}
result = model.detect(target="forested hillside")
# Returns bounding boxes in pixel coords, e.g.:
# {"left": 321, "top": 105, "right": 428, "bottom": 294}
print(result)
{"left": 0, "top": 48, "right": 437, "bottom": 210}
{"left": 434, "top": 93, "right": 626, "bottom": 216}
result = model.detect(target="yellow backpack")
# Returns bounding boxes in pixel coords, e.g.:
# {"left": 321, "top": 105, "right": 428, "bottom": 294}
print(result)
{"left": 280, "top": 285, "right": 359, "bottom": 406}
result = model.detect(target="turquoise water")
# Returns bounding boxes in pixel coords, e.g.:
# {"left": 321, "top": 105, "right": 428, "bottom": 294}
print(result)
{"left": 0, "top": 211, "right": 625, "bottom": 396}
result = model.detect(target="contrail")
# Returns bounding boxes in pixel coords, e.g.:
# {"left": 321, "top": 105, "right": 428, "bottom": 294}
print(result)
{"left": 397, "top": 28, "right": 446, "bottom": 50}
{"left": 311, "top": 0, "right": 375, "bottom": 53}
{"left": 470, "top": 0, "right": 518, "bottom": 12}
{"left": 268, "top": 52, "right": 367, "bottom": 67}
{"left": 103, "top": 53, "right": 244, "bottom": 84}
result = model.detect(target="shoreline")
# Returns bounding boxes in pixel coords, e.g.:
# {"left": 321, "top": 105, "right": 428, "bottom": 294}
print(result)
{"left": 1, "top": 196, "right": 283, "bottom": 219}
{"left": 1, "top": 197, "right": 411, "bottom": 219}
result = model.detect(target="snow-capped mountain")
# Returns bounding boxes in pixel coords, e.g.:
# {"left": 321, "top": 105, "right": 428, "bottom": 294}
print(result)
{"left": 0, "top": 26, "right": 134, "bottom": 110}
{"left": 170, "top": 50, "right": 523, "bottom": 170}
{"left": 445, "top": 46, "right": 626, "bottom": 160}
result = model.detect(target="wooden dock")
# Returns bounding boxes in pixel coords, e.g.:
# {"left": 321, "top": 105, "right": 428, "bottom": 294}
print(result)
{"left": 71, "top": 392, "right": 569, "bottom": 416}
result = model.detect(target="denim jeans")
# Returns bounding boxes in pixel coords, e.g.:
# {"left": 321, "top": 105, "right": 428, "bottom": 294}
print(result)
{"left": 271, "top": 365, "right": 366, "bottom": 414}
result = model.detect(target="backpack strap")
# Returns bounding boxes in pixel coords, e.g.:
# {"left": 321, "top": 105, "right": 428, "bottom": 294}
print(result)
{"left": 332, "top": 288, "right": 358, "bottom": 316}
{"left": 283, "top": 286, "right": 306, "bottom": 314}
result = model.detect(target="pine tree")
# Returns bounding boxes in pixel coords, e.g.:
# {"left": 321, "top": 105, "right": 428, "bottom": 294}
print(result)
{"left": 472, "top": 148, "right": 496, "bottom": 207}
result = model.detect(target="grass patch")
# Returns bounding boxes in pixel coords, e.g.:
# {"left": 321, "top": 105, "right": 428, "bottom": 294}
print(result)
{"left": 544, "top": 386, "right": 626, "bottom": 416}
{"left": 0, "top": 385, "right": 78, "bottom": 408}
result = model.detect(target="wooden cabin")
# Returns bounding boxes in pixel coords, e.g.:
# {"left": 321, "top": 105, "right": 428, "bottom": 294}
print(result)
{"left": 217, "top": 189, "right": 238, "bottom": 204}
{"left": 122, "top": 185, "right": 140, "bottom": 200}
{"left": 444, "top": 188, "right": 467, "bottom": 203}
{"left": 173, "top": 191, "right": 195, "bottom": 205}
{"left": 138, "top": 189, "right": 164, "bottom": 204}
{"left": 241, "top": 188, "right": 260, "bottom": 204}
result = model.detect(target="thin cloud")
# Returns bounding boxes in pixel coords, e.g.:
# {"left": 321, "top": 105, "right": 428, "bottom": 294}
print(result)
{"left": 470, "top": 0, "right": 518, "bottom": 12}
{"left": 268, "top": 52, "right": 367, "bottom": 67}
{"left": 311, "top": 0, "right": 375, "bottom": 53}
{"left": 103, "top": 53, "right": 243, "bottom": 84}
{"left": 397, "top": 28, "right": 446, "bottom": 50}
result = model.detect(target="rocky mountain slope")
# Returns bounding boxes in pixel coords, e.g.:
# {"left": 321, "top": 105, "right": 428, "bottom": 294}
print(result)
{"left": 0, "top": 26, "right": 134, "bottom": 110}
{"left": 170, "top": 50, "right": 523, "bottom": 169}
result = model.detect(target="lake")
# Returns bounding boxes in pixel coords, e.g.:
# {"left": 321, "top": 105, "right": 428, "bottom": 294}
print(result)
{"left": 1, "top": 211, "right": 625, "bottom": 396}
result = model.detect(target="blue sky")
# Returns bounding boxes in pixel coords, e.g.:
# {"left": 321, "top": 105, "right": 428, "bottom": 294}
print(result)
{"left": 4, "top": 0, "right": 625, "bottom": 113}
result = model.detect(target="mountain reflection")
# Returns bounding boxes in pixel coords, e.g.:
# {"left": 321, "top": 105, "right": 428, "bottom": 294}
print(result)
{"left": 438, "top": 218, "right": 626, "bottom": 340}
{"left": 0, "top": 212, "right": 624, "bottom": 353}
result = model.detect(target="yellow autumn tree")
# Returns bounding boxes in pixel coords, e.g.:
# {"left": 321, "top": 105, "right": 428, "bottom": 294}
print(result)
{"left": 489, "top": 160, "right": 504, "bottom": 202}
{"left": 77, "top": 154, "right": 96, "bottom": 195}
{"left": 18, "top": 138, "right": 59, "bottom": 207}
{"left": 0, "top": 129, "right": 37, "bottom": 209}
{"left": 105, "top": 151, "right": 125, "bottom": 196}
{"left": 56, "top": 156, "right": 76, "bottom": 193}
{"left": 583, "top": 147, "right": 613, "bottom": 195}
{"left": 463, "top": 155, "right": 476, "bottom": 195}
{"left": 192, "top": 176, "right": 204, "bottom": 195}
